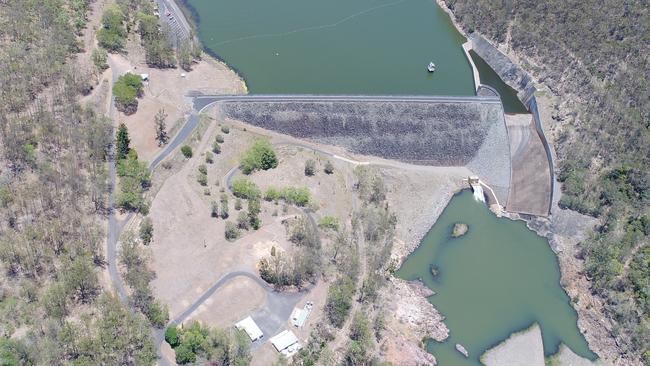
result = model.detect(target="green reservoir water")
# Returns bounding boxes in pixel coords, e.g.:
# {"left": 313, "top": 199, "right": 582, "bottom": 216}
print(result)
{"left": 184, "top": 0, "right": 475, "bottom": 95}
{"left": 470, "top": 50, "right": 529, "bottom": 114}
{"left": 397, "top": 190, "right": 597, "bottom": 365}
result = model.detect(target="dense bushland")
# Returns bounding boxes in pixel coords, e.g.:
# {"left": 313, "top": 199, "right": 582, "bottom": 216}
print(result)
{"left": 0, "top": 1, "right": 159, "bottom": 364}
{"left": 444, "top": 0, "right": 649, "bottom": 362}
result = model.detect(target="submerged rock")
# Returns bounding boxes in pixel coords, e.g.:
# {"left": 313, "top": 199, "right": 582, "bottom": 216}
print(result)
{"left": 456, "top": 343, "right": 469, "bottom": 357}
{"left": 452, "top": 222, "right": 469, "bottom": 237}
{"left": 430, "top": 265, "right": 439, "bottom": 277}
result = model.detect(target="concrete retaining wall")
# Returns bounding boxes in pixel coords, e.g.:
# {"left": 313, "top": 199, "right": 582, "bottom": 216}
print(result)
{"left": 469, "top": 34, "right": 537, "bottom": 104}
{"left": 527, "top": 96, "right": 555, "bottom": 214}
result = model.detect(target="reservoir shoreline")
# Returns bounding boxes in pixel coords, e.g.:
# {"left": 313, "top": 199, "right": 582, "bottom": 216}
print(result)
{"left": 173, "top": 0, "right": 251, "bottom": 93}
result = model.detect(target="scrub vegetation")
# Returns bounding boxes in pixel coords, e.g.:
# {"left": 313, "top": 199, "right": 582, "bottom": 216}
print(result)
{"left": 97, "top": 0, "right": 201, "bottom": 70}
{"left": 0, "top": 0, "right": 159, "bottom": 364}
{"left": 293, "top": 167, "right": 396, "bottom": 364}
{"left": 444, "top": 0, "right": 649, "bottom": 361}
{"left": 164, "top": 322, "right": 251, "bottom": 365}
{"left": 116, "top": 146, "right": 151, "bottom": 214}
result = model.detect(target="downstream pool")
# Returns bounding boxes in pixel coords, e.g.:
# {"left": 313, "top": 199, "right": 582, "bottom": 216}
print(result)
{"left": 397, "top": 190, "right": 597, "bottom": 365}
{"left": 184, "top": 0, "right": 475, "bottom": 95}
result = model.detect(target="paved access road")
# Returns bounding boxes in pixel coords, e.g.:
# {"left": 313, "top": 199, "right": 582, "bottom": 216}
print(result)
{"left": 191, "top": 93, "right": 502, "bottom": 113}
{"left": 155, "top": 0, "right": 192, "bottom": 43}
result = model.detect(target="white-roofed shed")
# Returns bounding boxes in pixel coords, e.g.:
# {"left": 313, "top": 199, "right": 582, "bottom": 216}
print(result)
{"left": 235, "top": 316, "right": 263, "bottom": 341}
{"left": 270, "top": 330, "right": 302, "bottom": 356}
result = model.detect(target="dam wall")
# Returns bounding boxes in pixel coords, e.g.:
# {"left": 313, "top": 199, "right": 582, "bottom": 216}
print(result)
{"left": 215, "top": 97, "right": 511, "bottom": 204}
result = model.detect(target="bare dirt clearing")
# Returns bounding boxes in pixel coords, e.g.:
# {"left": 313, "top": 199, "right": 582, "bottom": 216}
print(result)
{"left": 184, "top": 277, "right": 266, "bottom": 327}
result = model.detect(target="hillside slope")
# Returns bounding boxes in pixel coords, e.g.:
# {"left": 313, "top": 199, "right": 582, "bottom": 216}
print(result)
{"left": 442, "top": 0, "right": 649, "bottom": 364}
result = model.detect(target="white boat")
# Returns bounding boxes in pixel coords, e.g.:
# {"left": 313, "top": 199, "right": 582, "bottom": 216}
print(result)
{"left": 427, "top": 62, "right": 436, "bottom": 72}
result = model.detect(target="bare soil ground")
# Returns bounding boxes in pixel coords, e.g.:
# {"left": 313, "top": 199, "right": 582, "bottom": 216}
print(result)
{"left": 184, "top": 277, "right": 266, "bottom": 327}
{"left": 149, "top": 114, "right": 294, "bottom": 319}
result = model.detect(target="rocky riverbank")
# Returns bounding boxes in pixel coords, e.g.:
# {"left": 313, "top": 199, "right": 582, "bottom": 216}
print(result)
{"left": 381, "top": 278, "right": 449, "bottom": 365}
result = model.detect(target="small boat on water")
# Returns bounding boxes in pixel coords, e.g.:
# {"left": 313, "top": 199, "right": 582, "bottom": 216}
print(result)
{"left": 427, "top": 62, "right": 436, "bottom": 72}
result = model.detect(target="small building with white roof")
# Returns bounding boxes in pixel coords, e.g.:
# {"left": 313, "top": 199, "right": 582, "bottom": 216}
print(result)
{"left": 291, "top": 301, "right": 313, "bottom": 328}
{"left": 270, "top": 330, "right": 302, "bottom": 357}
{"left": 235, "top": 316, "right": 263, "bottom": 342}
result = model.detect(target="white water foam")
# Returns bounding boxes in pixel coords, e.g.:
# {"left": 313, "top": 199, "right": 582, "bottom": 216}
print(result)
{"left": 472, "top": 184, "right": 486, "bottom": 203}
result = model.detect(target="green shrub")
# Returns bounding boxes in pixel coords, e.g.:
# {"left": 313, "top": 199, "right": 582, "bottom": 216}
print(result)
{"left": 117, "top": 155, "right": 150, "bottom": 186}
{"left": 139, "top": 217, "right": 154, "bottom": 245}
{"left": 221, "top": 201, "right": 229, "bottom": 219}
{"left": 215, "top": 134, "right": 224, "bottom": 143}
{"left": 197, "top": 173, "right": 207, "bottom": 186}
{"left": 205, "top": 151, "right": 214, "bottom": 163}
{"left": 210, "top": 201, "right": 219, "bottom": 217}
{"left": 234, "top": 198, "right": 242, "bottom": 210}
{"left": 198, "top": 164, "right": 207, "bottom": 175}
{"left": 92, "top": 48, "right": 108, "bottom": 71}
{"left": 241, "top": 139, "right": 278, "bottom": 174}
{"left": 325, "top": 278, "right": 355, "bottom": 328}
{"left": 324, "top": 160, "right": 335, "bottom": 174}
{"left": 116, "top": 153, "right": 151, "bottom": 213}
{"left": 264, "top": 187, "right": 281, "bottom": 201}
{"left": 318, "top": 216, "right": 340, "bottom": 231}
{"left": 225, "top": 221, "right": 240, "bottom": 241}
{"left": 304, "top": 159, "right": 316, "bottom": 176}
{"left": 181, "top": 145, "right": 193, "bottom": 158}
{"left": 113, "top": 73, "right": 143, "bottom": 114}
{"left": 146, "top": 300, "right": 169, "bottom": 328}
{"left": 165, "top": 325, "right": 180, "bottom": 347}
{"left": 221, "top": 125, "right": 230, "bottom": 134}
{"left": 212, "top": 142, "right": 221, "bottom": 154}
{"left": 281, "top": 186, "right": 311, "bottom": 206}
{"left": 97, "top": 5, "right": 126, "bottom": 51}
{"left": 237, "top": 211, "right": 249, "bottom": 229}
{"left": 175, "top": 343, "right": 196, "bottom": 364}
{"left": 231, "top": 178, "right": 261, "bottom": 199}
